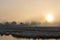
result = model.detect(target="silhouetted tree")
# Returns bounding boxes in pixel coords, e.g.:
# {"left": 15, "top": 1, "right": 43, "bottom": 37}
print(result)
{"left": 10, "top": 21, "right": 17, "bottom": 28}
{"left": 30, "top": 21, "right": 37, "bottom": 25}
{"left": 20, "top": 22, "right": 24, "bottom": 25}
{"left": 18, "top": 22, "right": 29, "bottom": 27}
{"left": 11, "top": 21, "right": 17, "bottom": 25}
{"left": 4, "top": 22, "right": 10, "bottom": 26}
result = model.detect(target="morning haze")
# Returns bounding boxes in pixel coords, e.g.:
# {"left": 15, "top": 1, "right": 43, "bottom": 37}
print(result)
{"left": 0, "top": 0, "right": 60, "bottom": 40}
{"left": 0, "top": 0, "right": 60, "bottom": 23}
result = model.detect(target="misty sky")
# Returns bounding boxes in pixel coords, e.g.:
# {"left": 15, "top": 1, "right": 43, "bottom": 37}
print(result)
{"left": 0, "top": 0, "right": 60, "bottom": 23}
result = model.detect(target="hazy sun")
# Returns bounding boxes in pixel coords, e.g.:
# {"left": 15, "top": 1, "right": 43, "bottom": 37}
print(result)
{"left": 45, "top": 14, "right": 54, "bottom": 23}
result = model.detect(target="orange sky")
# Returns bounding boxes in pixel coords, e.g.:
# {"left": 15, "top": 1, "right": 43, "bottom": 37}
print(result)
{"left": 0, "top": 0, "right": 60, "bottom": 23}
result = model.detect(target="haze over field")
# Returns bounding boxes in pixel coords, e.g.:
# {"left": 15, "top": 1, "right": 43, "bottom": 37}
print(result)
{"left": 0, "top": 0, "right": 60, "bottom": 24}
{"left": 0, "top": 1, "right": 60, "bottom": 40}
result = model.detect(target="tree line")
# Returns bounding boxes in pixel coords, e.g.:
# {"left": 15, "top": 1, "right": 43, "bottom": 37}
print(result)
{"left": 0, "top": 21, "right": 41, "bottom": 30}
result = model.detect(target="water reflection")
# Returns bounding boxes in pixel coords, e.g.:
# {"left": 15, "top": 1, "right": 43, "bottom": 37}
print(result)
{"left": 0, "top": 35, "right": 60, "bottom": 40}
{"left": 0, "top": 35, "right": 33, "bottom": 40}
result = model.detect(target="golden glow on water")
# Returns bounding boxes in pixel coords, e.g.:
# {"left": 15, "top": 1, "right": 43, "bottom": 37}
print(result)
{"left": 0, "top": 35, "right": 60, "bottom": 40}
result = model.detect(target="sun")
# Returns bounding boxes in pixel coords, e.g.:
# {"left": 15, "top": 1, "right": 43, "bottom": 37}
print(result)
{"left": 45, "top": 14, "right": 54, "bottom": 23}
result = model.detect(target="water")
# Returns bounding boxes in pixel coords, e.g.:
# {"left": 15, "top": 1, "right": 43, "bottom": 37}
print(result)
{"left": 0, "top": 35, "right": 60, "bottom": 40}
